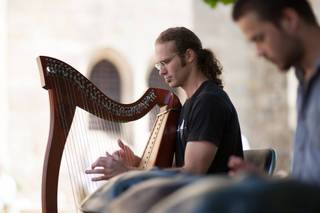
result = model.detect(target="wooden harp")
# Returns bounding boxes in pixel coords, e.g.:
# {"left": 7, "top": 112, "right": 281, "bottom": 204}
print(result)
{"left": 37, "top": 56, "right": 181, "bottom": 213}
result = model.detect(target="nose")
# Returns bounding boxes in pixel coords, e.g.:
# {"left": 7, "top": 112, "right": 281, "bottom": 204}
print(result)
{"left": 158, "top": 66, "right": 167, "bottom": 76}
{"left": 256, "top": 44, "right": 266, "bottom": 58}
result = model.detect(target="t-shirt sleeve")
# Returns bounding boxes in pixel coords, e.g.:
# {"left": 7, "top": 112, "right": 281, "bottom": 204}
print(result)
{"left": 186, "top": 93, "right": 230, "bottom": 146}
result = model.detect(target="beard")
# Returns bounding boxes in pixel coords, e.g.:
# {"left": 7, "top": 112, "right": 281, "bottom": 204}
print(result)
{"left": 282, "top": 45, "right": 303, "bottom": 71}
{"left": 278, "top": 33, "right": 304, "bottom": 71}
{"left": 179, "top": 55, "right": 187, "bottom": 67}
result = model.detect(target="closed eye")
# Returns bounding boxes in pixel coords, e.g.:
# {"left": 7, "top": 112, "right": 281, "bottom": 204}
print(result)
{"left": 162, "top": 58, "right": 171, "bottom": 65}
{"left": 252, "top": 33, "right": 265, "bottom": 43}
{"left": 161, "top": 53, "right": 178, "bottom": 65}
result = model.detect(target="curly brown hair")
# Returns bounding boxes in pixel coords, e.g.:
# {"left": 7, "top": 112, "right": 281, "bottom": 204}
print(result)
{"left": 156, "top": 27, "right": 223, "bottom": 88}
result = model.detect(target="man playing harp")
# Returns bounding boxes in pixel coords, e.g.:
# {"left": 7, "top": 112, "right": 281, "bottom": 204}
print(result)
{"left": 86, "top": 27, "right": 244, "bottom": 179}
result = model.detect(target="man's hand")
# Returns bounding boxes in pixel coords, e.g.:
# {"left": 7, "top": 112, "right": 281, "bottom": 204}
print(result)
{"left": 112, "top": 139, "right": 141, "bottom": 167}
{"left": 85, "top": 139, "right": 141, "bottom": 181}
{"left": 85, "top": 152, "right": 129, "bottom": 181}
{"left": 228, "top": 155, "right": 259, "bottom": 176}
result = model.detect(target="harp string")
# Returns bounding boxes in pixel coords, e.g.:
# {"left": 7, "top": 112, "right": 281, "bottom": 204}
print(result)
{"left": 58, "top": 72, "right": 133, "bottom": 208}
{"left": 119, "top": 118, "right": 133, "bottom": 166}
{"left": 65, "top": 74, "right": 110, "bottom": 204}
{"left": 81, "top": 83, "right": 105, "bottom": 194}
{"left": 70, "top": 79, "right": 99, "bottom": 197}
{"left": 51, "top": 74, "right": 81, "bottom": 209}
{"left": 63, "top": 75, "right": 87, "bottom": 206}
{"left": 52, "top": 69, "right": 158, "bottom": 210}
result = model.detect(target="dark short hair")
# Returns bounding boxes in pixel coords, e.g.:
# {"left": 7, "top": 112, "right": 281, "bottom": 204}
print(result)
{"left": 156, "top": 27, "right": 223, "bottom": 88}
{"left": 232, "top": 0, "right": 318, "bottom": 26}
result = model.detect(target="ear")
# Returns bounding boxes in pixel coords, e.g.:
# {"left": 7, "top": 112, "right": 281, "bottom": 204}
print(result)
{"left": 280, "top": 8, "right": 300, "bottom": 33}
{"left": 184, "top": 48, "right": 196, "bottom": 63}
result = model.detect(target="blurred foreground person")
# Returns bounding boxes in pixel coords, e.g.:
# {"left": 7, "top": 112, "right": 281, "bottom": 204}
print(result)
{"left": 229, "top": 0, "right": 320, "bottom": 186}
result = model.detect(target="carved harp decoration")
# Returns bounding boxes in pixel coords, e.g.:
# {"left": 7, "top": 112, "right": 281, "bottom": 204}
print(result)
{"left": 37, "top": 56, "right": 181, "bottom": 213}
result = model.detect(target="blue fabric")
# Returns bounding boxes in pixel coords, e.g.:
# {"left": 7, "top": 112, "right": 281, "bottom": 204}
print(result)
{"left": 292, "top": 64, "right": 320, "bottom": 185}
{"left": 80, "top": 168, "right": 181, "bottom": 212}
{"left": 81, "top": 171, "right": 320, "bottom": 213}
{"left": 151, "top": 175, "right": 320, "bottom": 213}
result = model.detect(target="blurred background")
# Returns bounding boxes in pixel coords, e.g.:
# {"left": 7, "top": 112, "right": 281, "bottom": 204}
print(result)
{"left": 1, "top": 0, "right": 320, "bottom": 212}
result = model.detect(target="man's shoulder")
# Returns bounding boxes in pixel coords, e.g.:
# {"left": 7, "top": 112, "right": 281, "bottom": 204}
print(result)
{"left": 190, "top": 93, "right": 233, "bottom": 117}
{"left": 196, "top": 86, "right": 231, "bottom": 107}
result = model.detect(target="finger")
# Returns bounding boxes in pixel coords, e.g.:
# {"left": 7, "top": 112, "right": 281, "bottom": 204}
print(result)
{"left": 91, "top": 175, "right": 111, "bottom": 181}
{"left": 112, "top": 152, "right": 120, "bottom": 161}
{"left": 85, "top": 169, "right": 105, "bottom": 174}
{"left": 112, "top": 150, "right": 123, "bottom": 157}
{"left": 228, "top": 156, "right": 243, "bottom": 168}
{"left": 91, "top": 157, "right": 112, "bottom": 169}
{"left": 229, "top": 155, "right": 242, "bottom": 162}
{"left": 112, "top": 150, "right": 121, "bottom": 155}
{"left": 118, "top": 139, "right": 128, "bottom": 150}
{"left": 91, "top": 157, "right": 104, "bottom": 169}
{"left": 228, "top": 157, "right": 236, "bottom": 168}
{"left": 228, "top": 170, "right": 236, "bottom": 176}
{"left": 106, "top": 152, "right": 113, "bottom": 157}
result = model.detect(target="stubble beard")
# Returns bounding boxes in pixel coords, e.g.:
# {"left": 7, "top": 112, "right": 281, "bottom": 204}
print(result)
{"left": 170, "top": 55, "right": 187, "bottom": 88}
{"left": 285, "top": 32, "right": 305, "bottom": 69}
{"left": 282, "top": 42, "right": 303, "bottom": 72}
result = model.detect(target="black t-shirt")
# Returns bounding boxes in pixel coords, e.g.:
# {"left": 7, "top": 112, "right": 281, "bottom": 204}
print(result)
{"left": 175, "top": 80, "right": 243, "bottom": 174}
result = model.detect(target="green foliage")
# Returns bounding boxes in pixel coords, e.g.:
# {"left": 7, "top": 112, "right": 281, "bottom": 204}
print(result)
{"left": 203, "top": 0, "right": 235, "bottom": 8}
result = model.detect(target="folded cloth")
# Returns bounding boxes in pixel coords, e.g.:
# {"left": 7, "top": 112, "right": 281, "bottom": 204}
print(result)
{"left": 150, "top": 175, "right": 320, "bottom": 213}
{"left": 80, "top": 168, "right": 183, "bottom": 213}
{"left": 107, "top": 174, "right": 199, "bottom": 213}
